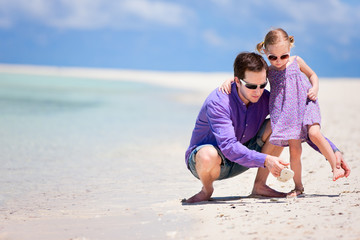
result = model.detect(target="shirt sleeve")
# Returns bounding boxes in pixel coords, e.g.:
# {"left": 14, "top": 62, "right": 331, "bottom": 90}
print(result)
{"left": 306, "top": 135, "right": 339, "bottom": 153}
{"left": 206, "top": 100, "right": 266, "bottom": 168}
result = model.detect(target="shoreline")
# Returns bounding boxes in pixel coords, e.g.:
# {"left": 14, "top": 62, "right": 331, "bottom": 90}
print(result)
{"left": 0, "top": 63, "right": 233, "bottom": 92}
{"left": 1, "top": 63, "right": 359, "bottom": 92}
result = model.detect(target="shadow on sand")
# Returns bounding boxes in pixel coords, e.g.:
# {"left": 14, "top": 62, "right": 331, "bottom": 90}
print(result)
{"left": 181, "top": 193, "right": 340, "bottom": 205}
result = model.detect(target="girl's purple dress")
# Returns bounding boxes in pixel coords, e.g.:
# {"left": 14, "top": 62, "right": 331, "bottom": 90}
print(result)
{"left": 268, "top": 56, "right": 321, "bottom": 147}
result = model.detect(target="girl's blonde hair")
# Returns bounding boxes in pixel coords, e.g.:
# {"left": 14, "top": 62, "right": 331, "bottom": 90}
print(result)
{"left": 256, "top": 28, "right": 295, "bottom": 54}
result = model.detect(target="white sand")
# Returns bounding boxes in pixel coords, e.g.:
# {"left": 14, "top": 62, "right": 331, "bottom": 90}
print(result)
{"left": 0, "top": 64, "right": 359, "bottom": 240}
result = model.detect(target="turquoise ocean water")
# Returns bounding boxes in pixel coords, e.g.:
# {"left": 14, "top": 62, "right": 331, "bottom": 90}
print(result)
{"left": 0, "top": 72, "right": 200, "bottom": 226}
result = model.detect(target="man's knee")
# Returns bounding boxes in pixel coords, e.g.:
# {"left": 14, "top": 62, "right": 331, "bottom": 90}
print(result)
{"left": 261, "top": 120, "right": 272, "bottom": 143}
{"left": 195, "top": 146, "right": 221, "bottom": 170}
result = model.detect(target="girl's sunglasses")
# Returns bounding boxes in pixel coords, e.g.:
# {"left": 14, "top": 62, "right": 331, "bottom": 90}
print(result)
{"left": 239, "top": 78, "right": 268, "bottom": 90}
{"left": 267, "top": 53, "right": 289, "bottom": 61}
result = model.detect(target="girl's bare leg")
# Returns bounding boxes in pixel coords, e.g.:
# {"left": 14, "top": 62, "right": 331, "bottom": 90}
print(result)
{"left": 308, "top": 124, "right": 345, "bottom": 181}
{"left": 288, "top": 139, "right": 304, "bottom": 196}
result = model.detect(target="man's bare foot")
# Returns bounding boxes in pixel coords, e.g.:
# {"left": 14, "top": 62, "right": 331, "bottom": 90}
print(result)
{"left": 251, "top": 184, "right": 286, "bottom": 198}
{"left": 185, "top": 189, "right": 213, "bottom": 203}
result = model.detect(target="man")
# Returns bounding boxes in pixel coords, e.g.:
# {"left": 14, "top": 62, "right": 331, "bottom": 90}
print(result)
{"left": 185, "top": 52, "right": 350, "bottom": 203}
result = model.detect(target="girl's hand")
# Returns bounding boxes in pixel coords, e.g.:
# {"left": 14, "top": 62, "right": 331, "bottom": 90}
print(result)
{"left": 307, "top": 87, "right": 318, "bottom": 101}
{"left": 335, "top": 151, "right": 351, "bottom": 178}
{"left": 218, "top": 78, "right": 234, "bottom": 94}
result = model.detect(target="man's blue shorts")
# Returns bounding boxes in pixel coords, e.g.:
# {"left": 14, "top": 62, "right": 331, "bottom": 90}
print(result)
{"left": 187, "top": 119, "right": 269, "bottom": 180}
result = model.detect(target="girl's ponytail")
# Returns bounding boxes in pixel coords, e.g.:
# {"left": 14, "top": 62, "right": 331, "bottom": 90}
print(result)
{"left": 289, "top": 35, "right": 295, "bottom": 47}
{"left": 256, "top": 41, "right": 265, "bottom": 54}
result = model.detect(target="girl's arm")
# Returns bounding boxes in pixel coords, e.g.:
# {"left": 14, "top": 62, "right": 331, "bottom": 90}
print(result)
{"left": 218, "top": 78, "right": 234, "bottom": 94}
{"left": 297, "top": 56, "right": 319, "bottom": 101}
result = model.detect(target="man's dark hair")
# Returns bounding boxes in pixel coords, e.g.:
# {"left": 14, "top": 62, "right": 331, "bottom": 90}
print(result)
{"left": 233, "top": 52, "right": 268, "bottom": 79}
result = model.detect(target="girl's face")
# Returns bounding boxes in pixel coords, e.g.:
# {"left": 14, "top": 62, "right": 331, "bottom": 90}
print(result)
{"left": 265, "top": 41, "right": 291, "bottom": 70}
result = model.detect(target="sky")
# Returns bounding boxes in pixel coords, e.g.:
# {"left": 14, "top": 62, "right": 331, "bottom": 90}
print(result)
{"left": 0, "top": 0, "right": 359, "bottom": 77}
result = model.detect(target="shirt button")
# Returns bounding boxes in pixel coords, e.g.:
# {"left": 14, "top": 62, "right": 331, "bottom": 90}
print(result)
{"left": 243, "top": 135, "right": 245, "bottom": 137}
{"left": 246, "top": 124, "right": 248, "bottom": 126}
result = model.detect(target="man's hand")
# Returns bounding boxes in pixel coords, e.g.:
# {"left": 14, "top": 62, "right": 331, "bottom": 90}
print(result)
{"left": 335, "top": 151, "right": 351, "bottom": 177}
{"left": 264, "top": 155, "right": 290, "bottom": 177}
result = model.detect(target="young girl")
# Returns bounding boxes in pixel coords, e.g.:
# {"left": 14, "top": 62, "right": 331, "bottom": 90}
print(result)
{"left": 221, "top": 28, "right": 345, "bottom": 196}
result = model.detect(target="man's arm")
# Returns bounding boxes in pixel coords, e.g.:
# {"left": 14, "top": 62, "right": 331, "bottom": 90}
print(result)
{"left": 206, "top": 99, "right": 267, "bottom": 168}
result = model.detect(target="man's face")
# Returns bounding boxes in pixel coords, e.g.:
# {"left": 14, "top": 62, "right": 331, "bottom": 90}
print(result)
{"left": 235, "top": 69, "right": 267, "bottom": 105}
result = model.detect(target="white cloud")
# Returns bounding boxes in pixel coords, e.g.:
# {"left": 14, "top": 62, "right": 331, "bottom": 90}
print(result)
{"left": 0, "top": 0, "right": 195, "bottom": 30}
{"left": 46, "top": 0, "right": 112, "bottom": 29}
{"left": 281, "top": 0, "right": 353, "bottom": 25}
{"left": 121, "top": 0, "right": 191, "bottom": 27}
{"left": 267, "top": 0, "right": 360, "bottom": 45}
{"left": 209, "top": 0, "right": 232, "bottom": 7}
{"left": 202, "top": 29, "right": 225, "bottom": 47}
{"left": 207, "top": 0, "right": 360, "bottom": 54}
{"left": 0, "top": 18, "right": 11, "bottom": 28}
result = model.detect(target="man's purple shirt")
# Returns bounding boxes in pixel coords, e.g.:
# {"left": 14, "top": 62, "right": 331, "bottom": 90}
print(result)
{"left": 185, "top": 83, "right": 337, "bottom": 168}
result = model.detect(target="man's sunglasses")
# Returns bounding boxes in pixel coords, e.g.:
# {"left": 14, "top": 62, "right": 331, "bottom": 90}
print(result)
{"left": 239, "top": 78, "right": 268, "bottom": 90}
{"left": 267, "top": 53, "right": 290, "bottom": 61}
